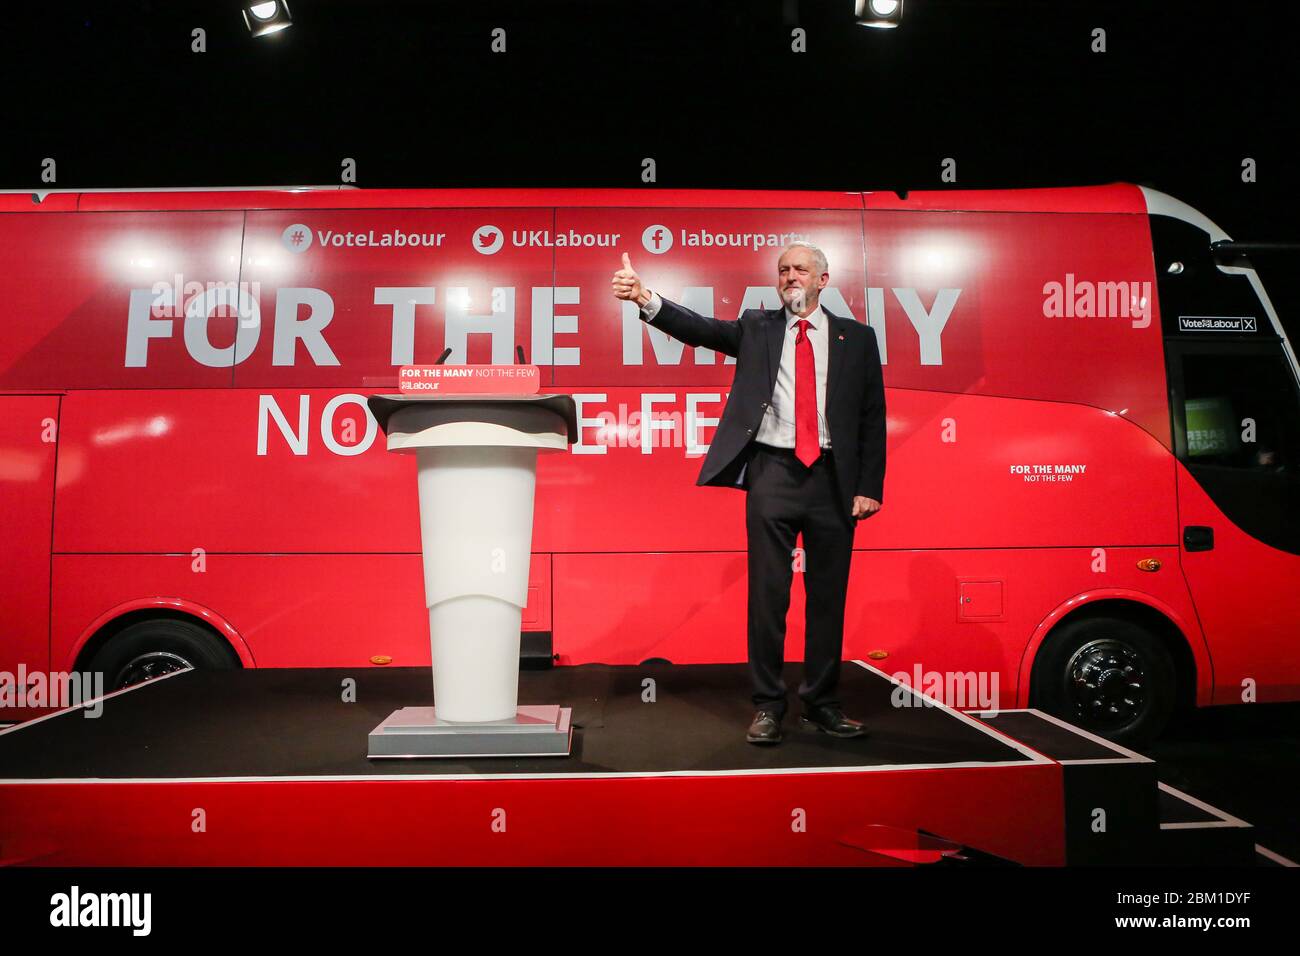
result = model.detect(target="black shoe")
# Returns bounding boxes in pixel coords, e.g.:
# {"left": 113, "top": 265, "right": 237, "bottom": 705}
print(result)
{"left": 746, "top": 709, "right": 784, "bottom": 745}
{"left": 800, "top": 705, "right": 868, "bottom": 738}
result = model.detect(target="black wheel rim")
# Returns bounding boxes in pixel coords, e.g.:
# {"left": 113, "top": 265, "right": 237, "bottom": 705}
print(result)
{"left": 1065, "top": 638, "right": 1148, "bottom": 730}
{"left": 113, "top": 651, "right": 192, "bottom": 690}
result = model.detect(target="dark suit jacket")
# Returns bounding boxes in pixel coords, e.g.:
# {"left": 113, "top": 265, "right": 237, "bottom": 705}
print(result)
{"left": 645, "top": 295, "right": 887, "bottom": 519}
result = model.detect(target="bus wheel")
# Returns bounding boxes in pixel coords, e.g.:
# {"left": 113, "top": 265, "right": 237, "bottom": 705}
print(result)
{"left": 1031, "top": 615, "right": 1176, "bottom": 748}
{"left": 88, "top": 619, "right": 240, "bottom": 691}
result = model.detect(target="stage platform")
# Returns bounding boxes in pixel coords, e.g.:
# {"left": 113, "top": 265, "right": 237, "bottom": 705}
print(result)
{"left": 0, "top": 660, "right": 1257, "bottom": 866}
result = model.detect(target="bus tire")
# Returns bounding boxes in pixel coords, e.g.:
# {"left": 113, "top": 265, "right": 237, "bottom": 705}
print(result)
{"left": 1030, "top": 615, "right": 1176, "bottom": 748}
{"left": 88, "top": 618, "right": 240, "bottom": 691}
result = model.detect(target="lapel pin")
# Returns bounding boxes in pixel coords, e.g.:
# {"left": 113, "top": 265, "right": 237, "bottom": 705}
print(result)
{"left": 837, "top": 334, "right": 845, "bottom": 340}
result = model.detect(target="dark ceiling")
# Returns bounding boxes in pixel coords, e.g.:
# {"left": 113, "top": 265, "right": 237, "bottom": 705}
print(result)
{"left": 1, "top": 0, "right": 1296, "bottom": 248}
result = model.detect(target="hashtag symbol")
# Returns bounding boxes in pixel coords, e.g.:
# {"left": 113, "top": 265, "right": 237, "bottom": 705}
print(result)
{"left": 290, "top": 230, "right": 305, "bottom": 246}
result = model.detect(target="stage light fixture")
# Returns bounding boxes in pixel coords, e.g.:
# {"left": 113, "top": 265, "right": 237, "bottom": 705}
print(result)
{"left": 855, "top": 0, "right": 904, "bottom": 29}
{"left": 243, "top": 0, "right": 293, "bottom": 37}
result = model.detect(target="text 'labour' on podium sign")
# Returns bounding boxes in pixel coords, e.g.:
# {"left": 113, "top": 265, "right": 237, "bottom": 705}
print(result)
{"left": 398, "top": 364, "right": 542, "bottom": 395}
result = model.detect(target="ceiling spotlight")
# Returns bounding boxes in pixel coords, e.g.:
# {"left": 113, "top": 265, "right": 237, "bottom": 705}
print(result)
{"left": 243, "top": 1, "right": 292, "bottom": 37}
{"left": 855, "top": 0, "right": 904, "bottom": 28}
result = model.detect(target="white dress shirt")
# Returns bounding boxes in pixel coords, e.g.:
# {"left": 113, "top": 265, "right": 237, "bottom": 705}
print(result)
{"left": 641, "top": 291, "right": 830, "bottom": 449}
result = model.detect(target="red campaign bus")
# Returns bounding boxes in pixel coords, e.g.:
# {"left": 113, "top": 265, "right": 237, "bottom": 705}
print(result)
{"left": 1, "top": 183, "right": 1297, "bottom": 744}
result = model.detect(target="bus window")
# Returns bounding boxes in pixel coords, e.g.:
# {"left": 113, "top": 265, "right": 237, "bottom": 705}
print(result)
{"left": 1174, "top": 347, "right": 1300, "bottom": 553}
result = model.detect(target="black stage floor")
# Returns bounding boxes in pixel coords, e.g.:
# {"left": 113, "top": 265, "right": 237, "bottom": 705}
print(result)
{"left": 0, "top": 662, "right": 1037, "bottom": 778}
{"left": 971, "top": 711, "right": 1124, "bottom": 761}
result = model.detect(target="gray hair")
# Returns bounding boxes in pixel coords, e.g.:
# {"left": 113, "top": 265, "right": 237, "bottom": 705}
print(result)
{"left": 780, "top": 239, "right": 828, "bottom": 275}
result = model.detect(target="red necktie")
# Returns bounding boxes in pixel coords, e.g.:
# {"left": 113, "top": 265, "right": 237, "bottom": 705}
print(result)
{"left": 794, "top": 319, "right": 820, "bottom": 467}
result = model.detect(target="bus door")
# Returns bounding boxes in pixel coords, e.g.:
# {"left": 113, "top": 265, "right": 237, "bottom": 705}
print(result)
{"left": 1166, "top": 337, "right": 1300, "bottom": 702}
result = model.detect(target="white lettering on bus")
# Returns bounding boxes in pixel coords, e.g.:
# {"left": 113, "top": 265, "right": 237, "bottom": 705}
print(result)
{"left": 376, "top": 286, "right": 437, "bottom": 366}
{"left": 272, "top": 288, "right": 340, "bottom": 366}
{"left": 894, "top": 288, "right": 960, "bottom": 365}
{"left": 256, "top": 393, "right": 377, "bottom": 456}
{"left": 257, "top": 392, "right": 730, "bottom": 457}
{"left": 128, "top": 285, "right": 957, "bottom": 368}
{"left": 316, "top": 229, "right": 446, "bottom": 248}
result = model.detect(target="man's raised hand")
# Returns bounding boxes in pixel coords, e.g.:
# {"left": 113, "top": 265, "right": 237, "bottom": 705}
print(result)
{"left": 611, "top": 252, "right": 648, "bottom": 306}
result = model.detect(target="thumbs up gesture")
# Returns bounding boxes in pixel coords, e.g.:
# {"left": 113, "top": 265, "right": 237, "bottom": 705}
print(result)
{"left": 612, "top": 252, "right": 650, "bottom": 306}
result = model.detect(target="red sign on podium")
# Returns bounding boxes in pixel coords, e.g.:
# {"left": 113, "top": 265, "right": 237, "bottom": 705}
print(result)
{"left": 398, "top": 364, "right": 541, "bottom": 395}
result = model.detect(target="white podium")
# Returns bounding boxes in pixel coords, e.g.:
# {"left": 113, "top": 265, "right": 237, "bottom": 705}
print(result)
{"left": 364, "top": 392, "right": 578, "bottom": 758}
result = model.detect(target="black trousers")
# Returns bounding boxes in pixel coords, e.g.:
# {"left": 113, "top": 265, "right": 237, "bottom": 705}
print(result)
{"left": 744, "top": 442, "right": 855, "bottom": 720}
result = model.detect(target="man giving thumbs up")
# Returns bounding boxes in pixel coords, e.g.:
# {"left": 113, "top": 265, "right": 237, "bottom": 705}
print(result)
{"left": 611, "top": 243, "right": 886, "bottom": 745}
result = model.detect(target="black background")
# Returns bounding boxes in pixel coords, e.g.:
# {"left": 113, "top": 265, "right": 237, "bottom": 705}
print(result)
{"left": 0, "top": 1, "right": 1292, "bottom": 213}
{"left": 3, "top": 0, "right": 1296, "bottom": 331}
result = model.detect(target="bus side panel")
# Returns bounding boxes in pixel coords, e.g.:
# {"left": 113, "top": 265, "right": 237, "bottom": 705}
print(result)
{"left": 51, "top": 552, "right": 551, "bottom": 670}
{"left": 540, "top": 388, "right": 1175, "bottom": 553}
{"left": 50, "top": 387, "right": 554, "bottom": 668}
{"left": 50, "top": 372, "right": 1184, "bottom": 676}
{"left": 0, "top": 395, "right": 59, "bottom": 677}
{"left": 863, "top": 209, "right": 1170, "bottom": 449}
{"left": 553, "top": 544, "right": 1197, "bottom": 710}
{"left": 0, "top": 211, "right": 243, "bottom": 390}
{"left": 549, "top": 381, "right": 1193, "bottom": 698}
{"left": 231, "top": 209, "right": 558, "bottom": 390}
{"left": 53, "top": 389, "right": 422, "bottom": 555}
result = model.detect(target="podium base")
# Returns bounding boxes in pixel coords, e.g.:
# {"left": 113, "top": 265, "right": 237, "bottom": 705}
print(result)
{"left": 367, "top": 704, "right": 573, "bottom": 759}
